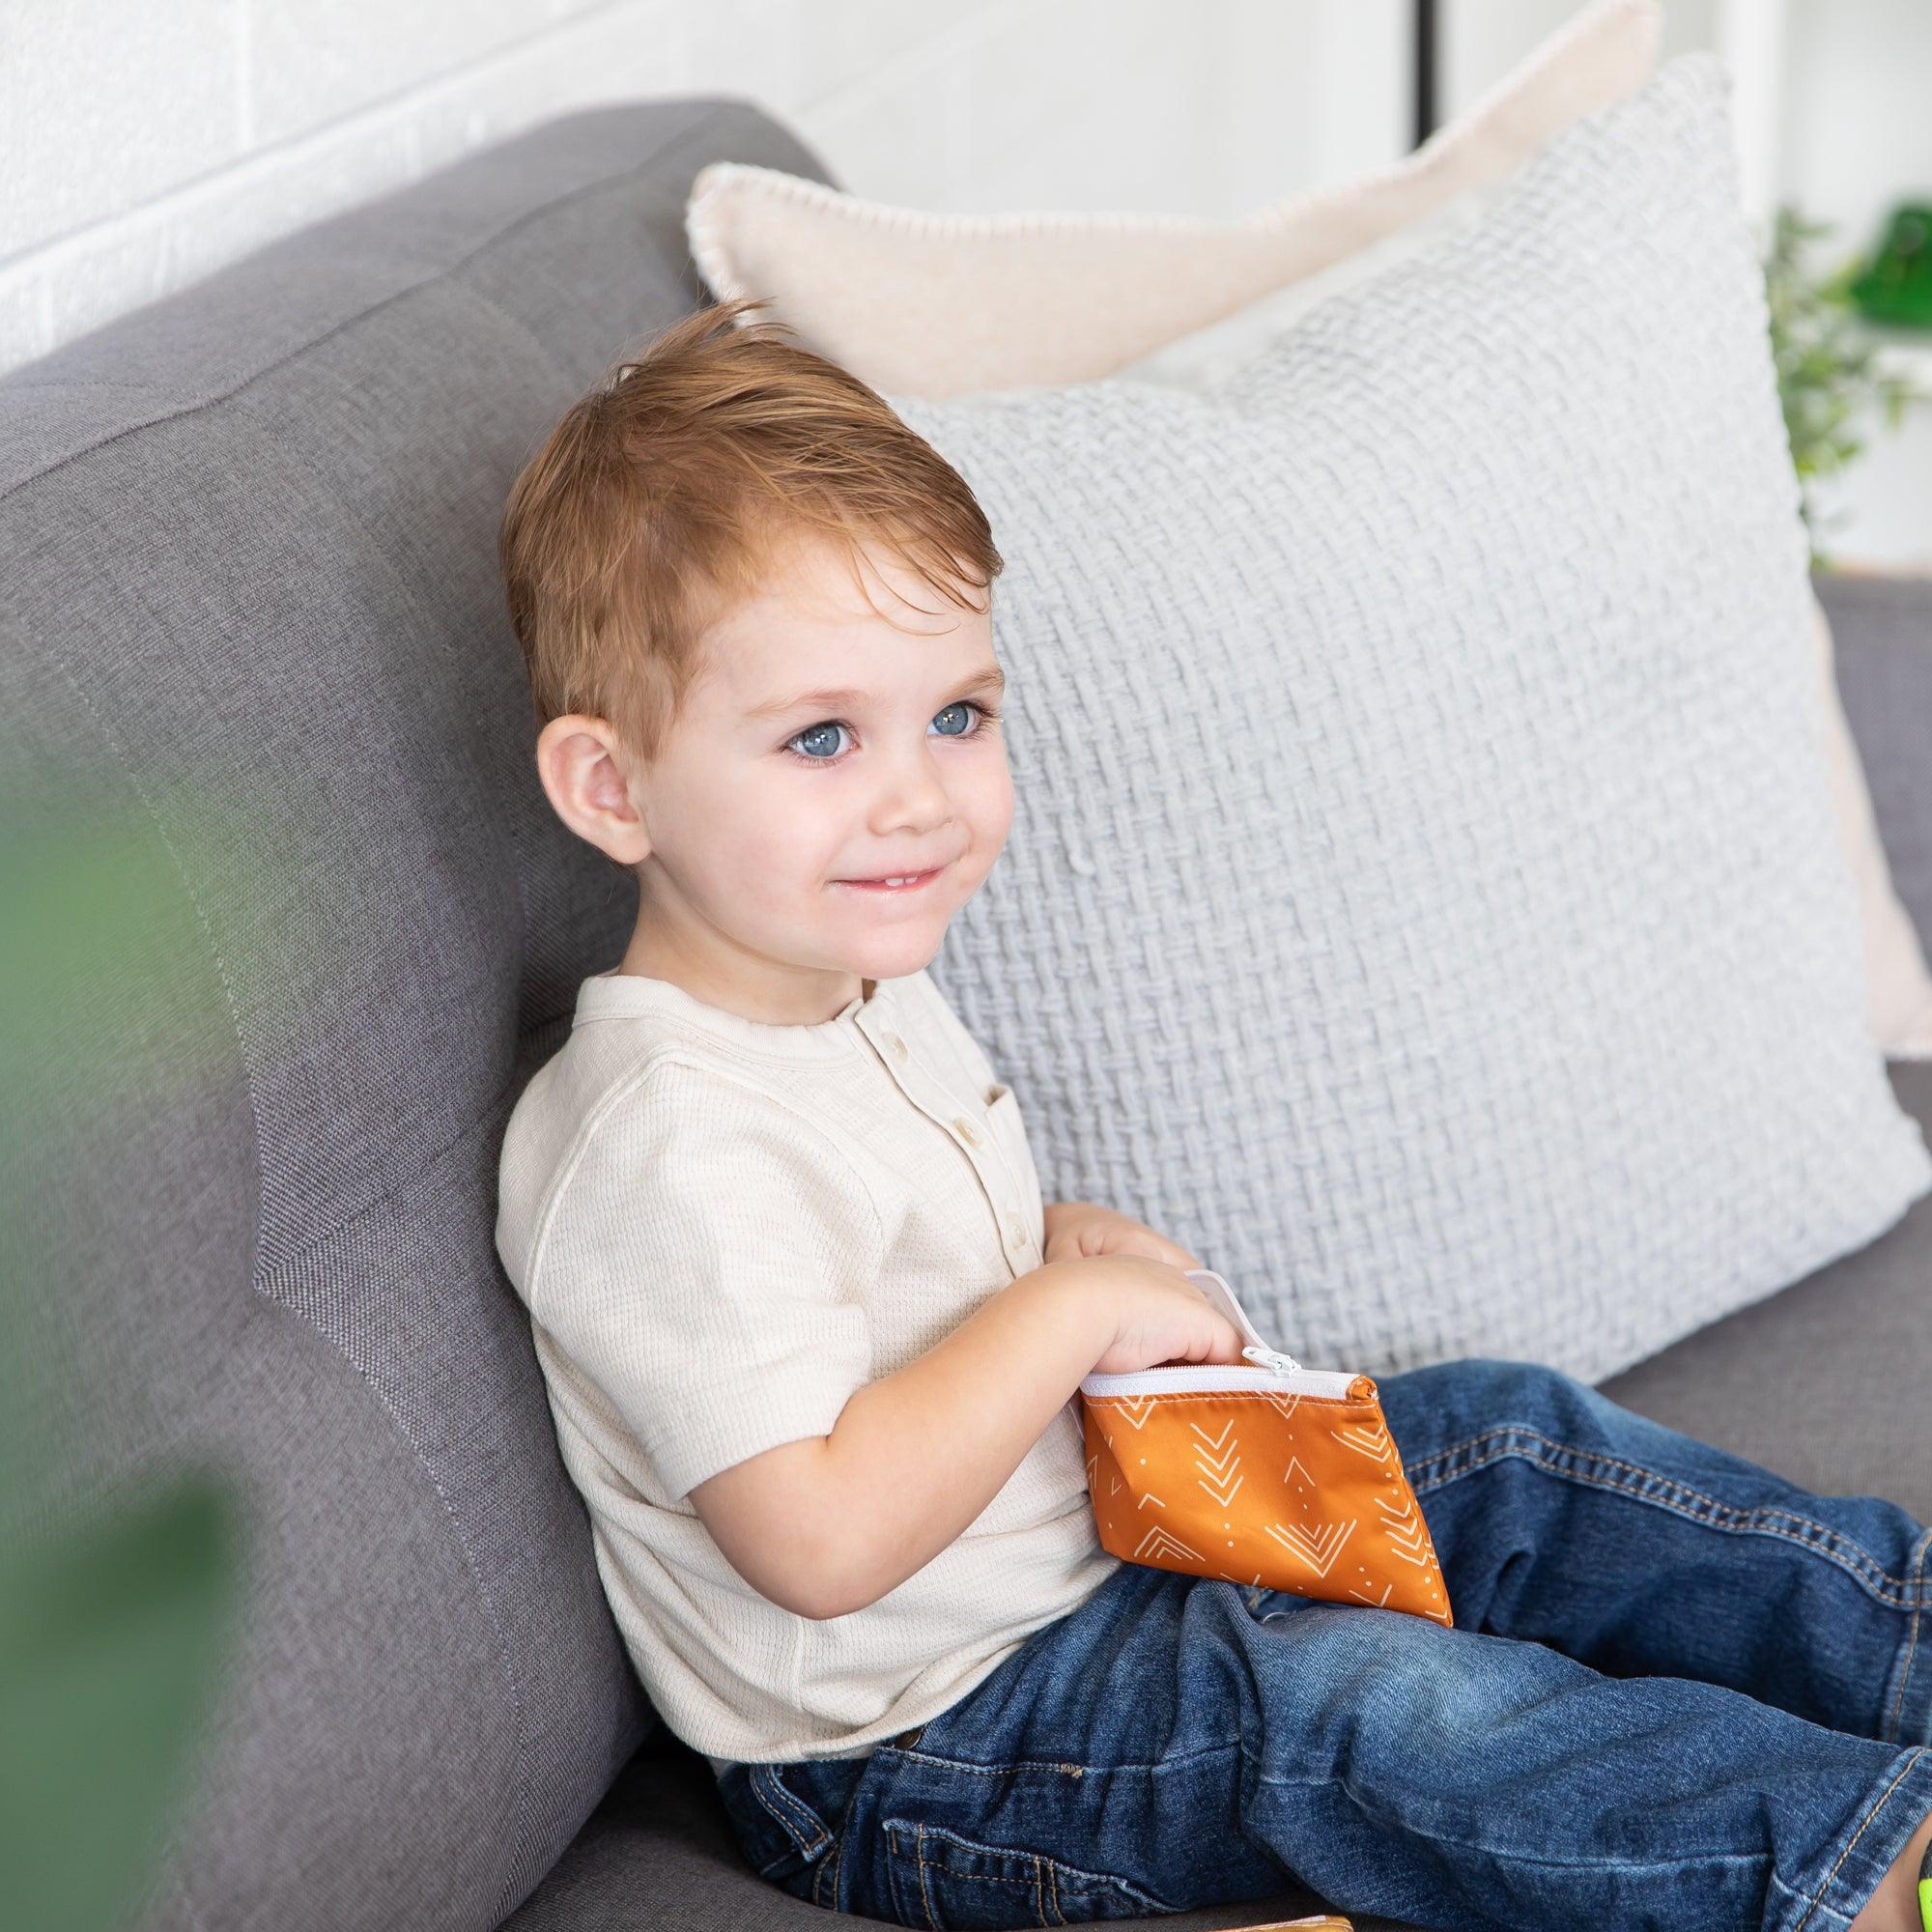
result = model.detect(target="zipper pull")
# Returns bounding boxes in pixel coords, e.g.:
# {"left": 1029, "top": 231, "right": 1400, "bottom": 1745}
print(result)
{"left": 1241, "top": 1343, "right": 1305, "bottom": 1377}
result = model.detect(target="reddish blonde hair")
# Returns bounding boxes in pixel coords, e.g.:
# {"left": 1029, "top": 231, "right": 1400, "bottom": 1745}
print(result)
{"left": 498, "top": 295, "right": 1004, "bottom": 769}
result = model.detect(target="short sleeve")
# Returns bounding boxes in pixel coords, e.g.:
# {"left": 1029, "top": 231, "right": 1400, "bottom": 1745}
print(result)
{"left": 526, "top": 1060, "right": 882, "bottom": 1501}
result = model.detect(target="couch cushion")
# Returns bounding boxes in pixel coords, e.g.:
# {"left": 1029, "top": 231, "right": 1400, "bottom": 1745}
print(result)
{"left": 507, "top": 1061, "right": 1932, "bottom": 1932}
{"left": 1822, "top": 571, "right": 1932, "bottom": 961}
{"left": 1600, "top": 1060, "right": 1932, "bottom": 1513}
{"left": 0, "top": 98, "right": 849, "bottom": 1932}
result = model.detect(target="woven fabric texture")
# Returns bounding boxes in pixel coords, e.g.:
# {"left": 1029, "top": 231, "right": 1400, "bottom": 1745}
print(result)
{"left": 889, "top": 52, "right": 1932, "bottom": 1385}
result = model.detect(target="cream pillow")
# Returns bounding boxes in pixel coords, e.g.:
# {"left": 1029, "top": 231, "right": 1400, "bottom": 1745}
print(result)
{"left": 685, "top": 0, "right": 1932, "bottom": 1059}
{"left": 686, "top": 0, "right": 1662, "bottom": 398}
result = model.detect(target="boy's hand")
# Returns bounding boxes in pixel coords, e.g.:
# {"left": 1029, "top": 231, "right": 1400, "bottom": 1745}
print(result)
{"left": 1042, "top": 1199, "right": 1203, "bottom": 1271}
{"left": 1079, "top": 1254, "right": 1247, "bottom": 1377}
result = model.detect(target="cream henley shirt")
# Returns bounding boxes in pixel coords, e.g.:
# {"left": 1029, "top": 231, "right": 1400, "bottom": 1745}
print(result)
{"left": 494, "top": 964, "right": 1121, "bottom": 1773}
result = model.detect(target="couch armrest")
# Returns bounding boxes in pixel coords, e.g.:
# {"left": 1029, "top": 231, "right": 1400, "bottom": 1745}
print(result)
{"left": 1815, "top": 568, "right": 1932, "bottom": 951}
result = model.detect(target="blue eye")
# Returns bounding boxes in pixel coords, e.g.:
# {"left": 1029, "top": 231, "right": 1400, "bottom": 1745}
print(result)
{"left": 784, "top": 700, "right": 999, "bottom": 768}
{"left": 790, "top": 720, "right": 849, "bottom": 761}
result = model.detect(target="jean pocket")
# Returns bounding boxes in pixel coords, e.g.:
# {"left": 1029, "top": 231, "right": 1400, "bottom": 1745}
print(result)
{"left": 882, "top": 1817, "right": 1172, "bottom": 1928}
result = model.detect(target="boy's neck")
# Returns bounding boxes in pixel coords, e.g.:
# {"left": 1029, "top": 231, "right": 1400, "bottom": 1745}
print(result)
{"left": 615, "top": 927, "right": 874, "bottom": 1027}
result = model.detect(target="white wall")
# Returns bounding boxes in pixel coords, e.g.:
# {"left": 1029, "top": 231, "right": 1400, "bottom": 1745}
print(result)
{"left": 0, "top": 0, "right": 1408, "bottom": 374}
{"left": 2, "top": 0, "right": 1926, "bottom": 566}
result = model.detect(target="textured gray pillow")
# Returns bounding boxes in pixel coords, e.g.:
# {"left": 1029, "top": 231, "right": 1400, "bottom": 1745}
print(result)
{"left": 892, "top": 51, "right": 1932, "bottom": 1384}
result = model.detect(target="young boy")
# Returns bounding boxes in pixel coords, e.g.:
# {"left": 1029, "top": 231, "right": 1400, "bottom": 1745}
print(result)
{"left": 494, "top": 297, "right": 1932, "bottom": 1932}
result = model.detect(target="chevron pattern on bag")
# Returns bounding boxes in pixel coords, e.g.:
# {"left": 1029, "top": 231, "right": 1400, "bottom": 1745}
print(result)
{"left": 1082, "top": 1380, "right": 1453, "bottom": 1624}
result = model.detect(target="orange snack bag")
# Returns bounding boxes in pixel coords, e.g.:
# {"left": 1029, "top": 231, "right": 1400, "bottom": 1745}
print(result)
{"left": 1079, "top": 1270, "right": 1452, "bottom": 1625}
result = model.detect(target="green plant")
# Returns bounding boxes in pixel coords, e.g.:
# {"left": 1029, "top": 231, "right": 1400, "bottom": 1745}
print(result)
{"left": 1, "top": 777, "right": 266, "bottom": 1932}
{"left": 1763, "top": 202, "right": 1926, "bottom": 571}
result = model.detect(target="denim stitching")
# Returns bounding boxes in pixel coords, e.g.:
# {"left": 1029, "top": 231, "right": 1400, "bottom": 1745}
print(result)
{"left": 750, "top": 1767, "right": 828, "bottom": 1858}
{"left": 896, "top": 1816, "right": 1182, "bottom": 1924}
{"left": 1787, "top": 1747, "right": 1926, "bottom": 1932}
{"left": 1261, "top": 1768, "right": 1770, "bottom": 1869}
{"left": 1408, "top": 1425, "right": 1932, "bottom": 1607}
{"left": 897, "top": 1828, "right": 1047, "bottom": 1894}
{"left": 833, "top": 1810, "right": 852, "bottom": 1908}
{"left": 892, "top": 1738, "right": 1234, "bottom": 1777}
{"left": 916, "top": 1826, "right": 938, "bottom": 1929}
{"left": 893, "top": 1821, "right": 1170, "bottom": 1925}
{"left": 904, "top": 1825, "right": 925, "bottom": 1928}
{"left": 1884, "top": 1528, "right": 1932, "bottom": 1744}
{"left": 763, "top": 1767, "right": 827, "bottom": 1852}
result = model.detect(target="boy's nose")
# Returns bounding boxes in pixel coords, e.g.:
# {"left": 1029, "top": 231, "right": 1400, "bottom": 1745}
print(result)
{"left": 869, "top": 760, "right": 956, "bottom": 829}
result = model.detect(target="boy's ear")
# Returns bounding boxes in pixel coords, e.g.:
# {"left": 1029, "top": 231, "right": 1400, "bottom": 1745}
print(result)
{"left": 534, "top": 715, "right": 652, "bottom": 868}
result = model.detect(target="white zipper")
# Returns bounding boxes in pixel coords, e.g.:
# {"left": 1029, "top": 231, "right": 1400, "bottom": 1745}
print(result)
{"left": 1080, "top": 1359, "right": 1362, "bottom": 1399}
{"left": 1078, "top": 1269, "right": 1362, "bottom": 1401}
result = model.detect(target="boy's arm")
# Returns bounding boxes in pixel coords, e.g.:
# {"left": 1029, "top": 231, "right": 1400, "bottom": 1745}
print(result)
{"left": 689, "top": 1259, "right": 1109, "bottom": 1621}
{"left": 1042, "top": 1198, "right": 1203, "bottom": 1270}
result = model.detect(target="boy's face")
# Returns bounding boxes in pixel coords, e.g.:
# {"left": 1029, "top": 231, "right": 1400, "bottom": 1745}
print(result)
{"left": 611, "top": 533, "right": 1014, "bottom": 1021}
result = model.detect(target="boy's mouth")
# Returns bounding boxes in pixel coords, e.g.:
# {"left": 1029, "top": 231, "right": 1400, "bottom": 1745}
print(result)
{"left": 835, "top": 863, "right": 947, "bottom": 894}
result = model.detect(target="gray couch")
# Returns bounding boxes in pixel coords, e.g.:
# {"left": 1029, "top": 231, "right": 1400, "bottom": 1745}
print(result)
{"left": 3, "top": 96, "right": 1928, "bottom": 1932}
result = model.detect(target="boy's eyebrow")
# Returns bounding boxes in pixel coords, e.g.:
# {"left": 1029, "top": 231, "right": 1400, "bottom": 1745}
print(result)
{"left": 745, "top": 664, "right": 1006, "bottom": 720}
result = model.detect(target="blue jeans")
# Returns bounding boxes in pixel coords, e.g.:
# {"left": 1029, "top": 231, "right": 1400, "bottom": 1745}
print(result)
{"left": 715, "top": 1358, "right": 1932, "bottom": 1931}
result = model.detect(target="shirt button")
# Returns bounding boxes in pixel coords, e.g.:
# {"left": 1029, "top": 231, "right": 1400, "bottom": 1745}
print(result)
{"left": 952, "top": 1116, "right": 980, "bottom": 1147}
{"left": 884, "top": 1032, "right": 908, "bottom": 1061}
{"left": 1006, "top": 1216, "right": 1028, "bottom": 1246}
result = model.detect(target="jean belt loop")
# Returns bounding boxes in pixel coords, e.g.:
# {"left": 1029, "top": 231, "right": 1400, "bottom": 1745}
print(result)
{"left": 746, "top": 1763, "right": 838, "bottom": 1876}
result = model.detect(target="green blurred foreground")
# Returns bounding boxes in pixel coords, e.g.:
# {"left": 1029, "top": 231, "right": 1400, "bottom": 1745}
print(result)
{"left": 1, "top": 776, "right": 251, "bottom": 1932}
